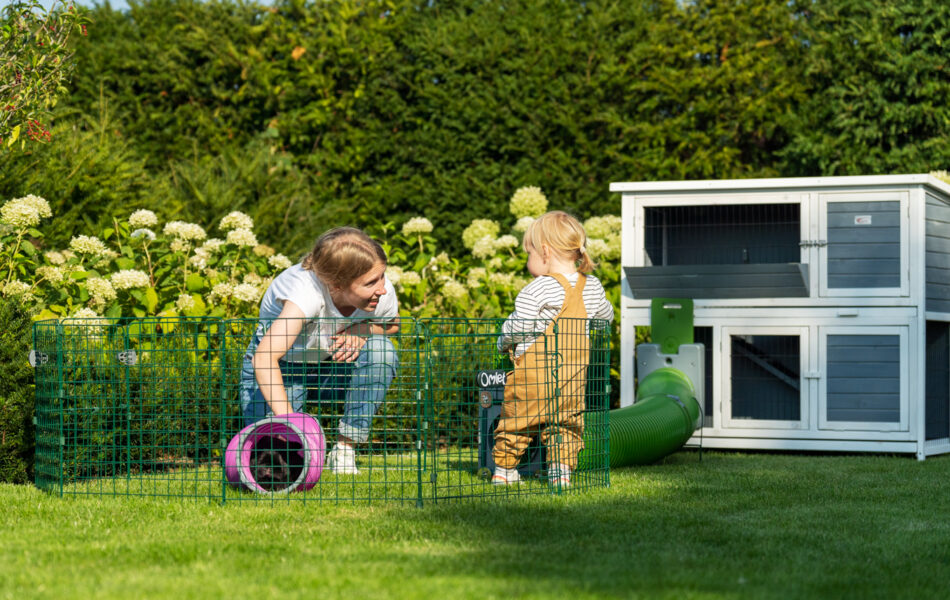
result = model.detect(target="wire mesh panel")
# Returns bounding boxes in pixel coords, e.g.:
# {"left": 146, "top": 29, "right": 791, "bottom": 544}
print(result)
{"left": 34, "top": 316, "right": 608, "bottom": 504}
{"left": 222, "top": 317, "right": 424, "bottom": 505}
{"left": 422, "top": 318, "right": 610, "bottom": 501}
{"left": 34, "top": 317, "right": 233, "bottom": 500}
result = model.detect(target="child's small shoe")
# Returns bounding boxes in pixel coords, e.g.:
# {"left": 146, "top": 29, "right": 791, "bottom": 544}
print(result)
{"left": 491, "top": 467, "right": 521, "bottom": 486}
{"left": 549, "top": 463, "right": 572, "bottom": 487}
{"left": 326, "top": 442, "right": 359, "bottom": 475}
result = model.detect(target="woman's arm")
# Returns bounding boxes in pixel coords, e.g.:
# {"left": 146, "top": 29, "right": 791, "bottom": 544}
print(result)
{"left": 329, "top": 318, "right": 401, "bottom": 362}
{"left": 252, "top": 300, "right": 307, "bottom": 416}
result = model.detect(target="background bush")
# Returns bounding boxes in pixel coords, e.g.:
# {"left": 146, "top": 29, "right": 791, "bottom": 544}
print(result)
{"left": 0, "top": 299, "right": 36, "bottom": 483}
{"left": 2, "top": 0, "right": 948, "bottom": 257}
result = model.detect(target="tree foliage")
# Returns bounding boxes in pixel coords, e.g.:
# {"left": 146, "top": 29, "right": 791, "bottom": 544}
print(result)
{"left": 0, "top": 0, "right": 90, "bottom": 149}
{"left": 1, "top": 0, "right": 949, "bottom": 255}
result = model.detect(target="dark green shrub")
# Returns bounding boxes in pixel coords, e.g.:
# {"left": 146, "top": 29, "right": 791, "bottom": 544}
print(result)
{"left": 0, "top": 299, "right": 36, "bottom": 484}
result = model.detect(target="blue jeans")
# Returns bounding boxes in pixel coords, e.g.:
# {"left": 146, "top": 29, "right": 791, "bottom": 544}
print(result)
{"left": 240, "top": 335, "right": 399, "bottom": 442}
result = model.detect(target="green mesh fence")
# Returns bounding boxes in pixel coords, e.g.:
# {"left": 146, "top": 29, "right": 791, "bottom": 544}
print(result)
{"left": 33, "top": 316, "right": 610, "bottom": 504}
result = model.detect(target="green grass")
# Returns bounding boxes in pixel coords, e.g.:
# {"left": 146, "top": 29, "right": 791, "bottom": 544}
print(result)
{"left": 4, "top": 451, "right": 950, "bottom": 599}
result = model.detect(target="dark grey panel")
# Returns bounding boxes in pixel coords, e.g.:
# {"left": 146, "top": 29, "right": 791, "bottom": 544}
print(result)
{"left": 827, "top": 259, "right": 900, "bottom": 274}
{"left": 827, "top": 201, "right": 898, "bottom": 213}
{"left": 826, "top": 334, "right": 900, "bottom": 423}
{"left": 925, "top": 252, "right": 950, "bottom": 269}
{"left": 827, "top": 201, "right": 900, "bottom": 290}
{"left": 831, "top": 244, "right": 903, "bottom": 259}
{"left": 925, "top": 279, "right": 950, "bottom": 299}
{"left": 926, "top": 321, "right": 950, "bottom": 440}
{"left": 925, "top": 221, "right": 950, "bottom": 238}
{"left": 828, "top": 212, "right": 900, "bottom": 228}
{"left": 623, "top": 264, "right": 809, "bottom": 299}
{"left": 928, "top": 298, "right": 950, "bottom": 314}
{"left": 826, "top": 228, "right": 900, "bottom": 244}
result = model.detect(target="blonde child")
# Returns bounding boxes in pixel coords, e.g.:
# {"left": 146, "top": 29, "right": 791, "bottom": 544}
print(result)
{"left": 492, "top": 211, "right": 614, "bottom": 486}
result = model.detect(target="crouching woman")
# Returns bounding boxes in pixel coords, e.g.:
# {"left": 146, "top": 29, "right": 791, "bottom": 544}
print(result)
{"left": 240, "top": 227, "right": 400, "bottom": 475}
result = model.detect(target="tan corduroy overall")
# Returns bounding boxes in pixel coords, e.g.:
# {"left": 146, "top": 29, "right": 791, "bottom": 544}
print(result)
{"left": 493, "top": 273, "right": 590, "bottom": 471}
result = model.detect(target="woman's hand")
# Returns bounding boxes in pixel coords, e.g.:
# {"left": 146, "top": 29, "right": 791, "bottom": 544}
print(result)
{"left": 329, "top": 333, "right": 367, "bottom": 362}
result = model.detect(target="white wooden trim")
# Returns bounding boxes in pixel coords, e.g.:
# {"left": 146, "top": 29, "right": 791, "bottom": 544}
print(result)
{"left": 683, "top": 436, "right": 919, "bottom": 454}
{"left": 611, "top": 174, "right": 950, "bottom": 196}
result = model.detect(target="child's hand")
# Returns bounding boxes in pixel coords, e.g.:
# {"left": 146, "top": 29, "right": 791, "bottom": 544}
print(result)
{"left": 329, "top": 334, "right": 366, "bottom": 362}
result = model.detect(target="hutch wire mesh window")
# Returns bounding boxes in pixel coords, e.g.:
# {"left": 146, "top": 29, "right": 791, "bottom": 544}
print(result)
{"left": 33, "top": 316, "right": 610, "bottom": 505}
{"left": 644, "top": 204, "right": 801, "bottom": 266}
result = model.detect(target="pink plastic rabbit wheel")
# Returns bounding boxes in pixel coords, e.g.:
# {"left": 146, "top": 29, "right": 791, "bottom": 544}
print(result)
{"left": 225, "top": 413, "right": 326, "bottom": 494}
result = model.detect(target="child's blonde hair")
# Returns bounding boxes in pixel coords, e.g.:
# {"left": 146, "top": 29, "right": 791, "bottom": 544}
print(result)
{"left": 301, "top": 227, "right": 388, "bottom": 289}
{"left": 522, "top": 210, "right": 596, "bottom": 273}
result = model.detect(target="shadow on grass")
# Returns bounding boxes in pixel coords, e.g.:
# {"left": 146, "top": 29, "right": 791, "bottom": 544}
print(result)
{"left": 393, "top": 451, "right": 950, "bottom": 598}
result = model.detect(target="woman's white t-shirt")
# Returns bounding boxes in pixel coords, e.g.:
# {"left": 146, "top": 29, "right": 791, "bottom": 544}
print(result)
{"left": 258, "top": 264, "right": 399, "bottom": 362}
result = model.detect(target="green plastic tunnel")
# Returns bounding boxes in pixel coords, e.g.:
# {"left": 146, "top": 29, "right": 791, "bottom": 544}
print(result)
{"left": 578, "top": 367, "right": 702, "bottom": 469}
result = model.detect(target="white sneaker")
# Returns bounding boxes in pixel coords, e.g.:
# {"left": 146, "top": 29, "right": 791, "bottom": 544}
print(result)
{"left": 326, "top": 442, "right": 359, "bottom": 475}
{"left": 549, "top": 463, "right": 571, "bottom": 487}
{"left": 491, "top": 467, "right": 521, "bottom": 486}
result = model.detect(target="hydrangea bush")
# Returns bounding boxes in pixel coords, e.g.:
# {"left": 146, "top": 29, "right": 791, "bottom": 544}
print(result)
{"left": 0, "top": 200, "right": 291, "bottom": 320}
{"left": 1, "top": 186, "right": 621, "bottom": 337}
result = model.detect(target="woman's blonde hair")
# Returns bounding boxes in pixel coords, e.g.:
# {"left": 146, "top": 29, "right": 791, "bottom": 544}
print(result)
{"left": 522, "top": 210, "right": 595, "bottom": 273}
{"left": 301, "top": 227, "right": 387, "bottom": 289}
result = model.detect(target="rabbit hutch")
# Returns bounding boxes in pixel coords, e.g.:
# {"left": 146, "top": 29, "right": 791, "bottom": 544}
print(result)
{"left": 612, "top": 175, "right": 950, "bottom": 459}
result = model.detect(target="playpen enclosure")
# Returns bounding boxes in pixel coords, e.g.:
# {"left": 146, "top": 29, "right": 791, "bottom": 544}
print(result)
{"left": 33, "top": 316, "right": 610, "bottom": 503}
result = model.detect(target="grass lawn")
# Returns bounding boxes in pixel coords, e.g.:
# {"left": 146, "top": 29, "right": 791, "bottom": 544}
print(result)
{"left": 3, "top": 450, "right": 949, "bottom": 599}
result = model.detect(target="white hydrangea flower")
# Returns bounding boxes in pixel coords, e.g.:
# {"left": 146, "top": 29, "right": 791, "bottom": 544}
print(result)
{"left": 466, "top": 267, "right": 486, "bottom": 289}
{"left": 471, "top": 235, "right": 498, "bottom": 259}
{"left": 0, "top": 195, "right": 51, "bottom": 229}
{"left": 163, "top": 221, "right": 207, "bottom": 241}
{"left": 494, "top": 235, "right": 519, "bottom": 251}
{"left": 1, "top": 280, "right": 32, "bottom": 298}
{"left": 586, "top": 238, "right": 610, "bottom": 259}
{"left": 232, "top": 282, "right": 261, "bottom": 303}
{"left": 253, "top": 244, "right": 274, "bottom": 257}
{"left": 36, "top": 265, "right": 64, "bottom": 285}
{"left": 441, "top": 279, "right": 468, "bottom": 301}
{"left": 584, "top": 215, "right": 622, "bottom": 240}
{"left": 385, "top": 265, "right": 404, "bottom": 286}
{"left": 226, "top": 228, "right": 258, "bottom": 247}
{"left": 110, "top": 270, "right": 150, "bottom": 290}
{"left": 188, "top": 254, "right": 207, "bottom": 269}
{"left": 604, "top": 235, "right": 622, "bottom": 260}
{"left": 175, "top": 293, "right": 196, "bottom": 312}
{"left": 513, "top": 216, "right": 535, "bottom": 233}
{"left": 170, "top": 239, "right": 192, "bottom": 254}
{"left": 128, "top": 209, "right": 158, "bottom": 228}
{"left": 219, "top": 211, "right": 254, "bottom": 231}
{"left": 488, "top": 272, "right": 514, "bottom": 287}
{"left": 86, "top": 277, "right": 117, "bottom": 304}
{"left": 512, "top": 277, "right": 530, "bottom": 293}
{"left": 130, "top": 228, "right": 157, "bottom": 241}
{"left": 243, "top": 273, "right": 264, "bottom": 285}
{"left": 1, "top": 201, "right": 39, "bottom": 228}
{"left": 509, "top": 186, "right": 548, "bottom": 218}
{"left": 210, "top": 282, "right": 233, "bottom": 300}
{"left": 462, "top": 219, "right": 500, "bottom": 249}
{"left": 400, "top": 271, "right": 422, "bottom": 286}
{"left": 432, "top": 252, "right": 450, "bottom": 265}
{"left": 402, "top": 217, "right": 434, "bottom": 236}
{"left": 199, "top": 239, "right": 225, "bottom": 254}
{"left": 69, "top": 235, "right": 109, "bottom": 257}
{"left": 268, "top": 254, "right": 292, "bottom": 270}
{"left": 486, "top": 257, "right": 503, "bottom": 270}
{"left": 66, "top": 308, "right": 107, "bottom": 334}
{"left": 44, "top": 251, "right": 66, "bottom": 265}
